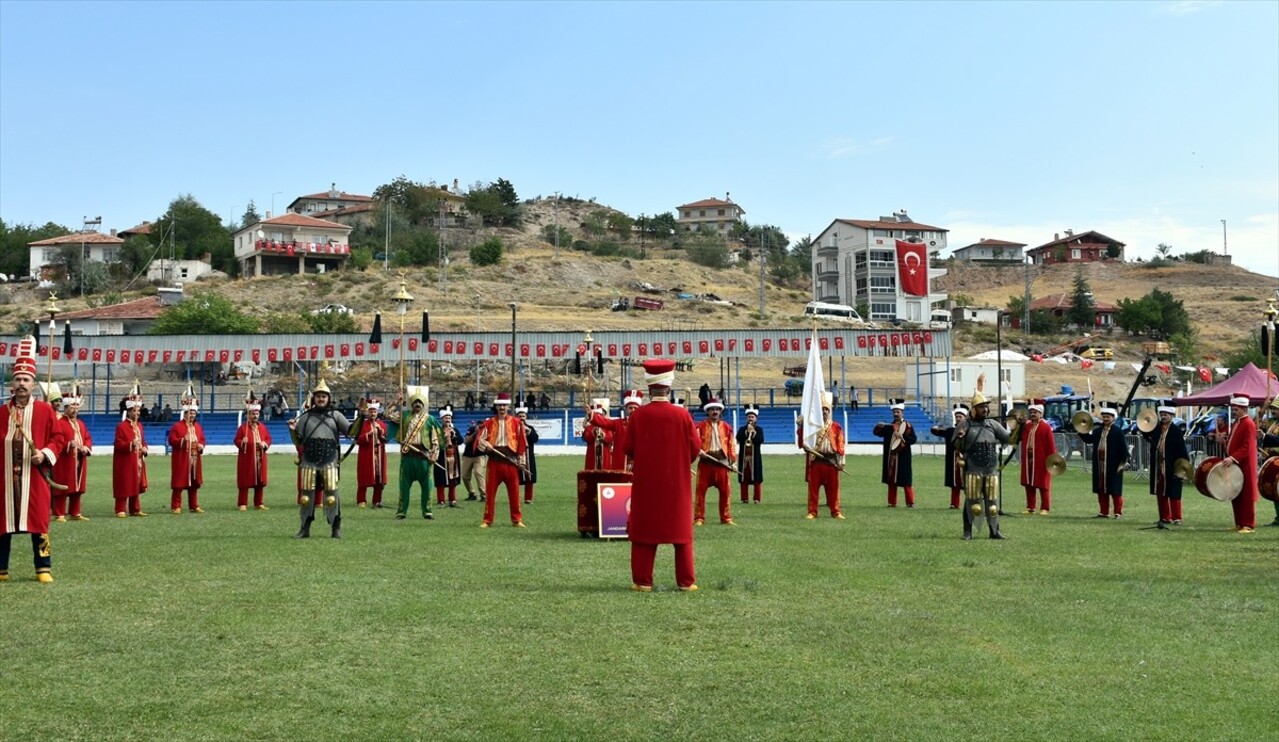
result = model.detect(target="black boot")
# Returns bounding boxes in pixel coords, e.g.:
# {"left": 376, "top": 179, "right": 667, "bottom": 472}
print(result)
{"left": 331, "top": 516, "right": 341, "bottom": 539}
{"left": 294, "top": 517, "right": 313, "bottom": 539}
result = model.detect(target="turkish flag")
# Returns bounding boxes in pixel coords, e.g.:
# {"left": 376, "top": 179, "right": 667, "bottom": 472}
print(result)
{"left": 1197, "top": 366, "right": 1211, "bottom": 383}
{"left": 896, "top": 240, "right": 928, "bottom": 297}
{"left": 1081, "top": 359, "right": 1094, "bottom": 370}
{"left": 1155, "top": 363, "right": 1171, "bottom": 374}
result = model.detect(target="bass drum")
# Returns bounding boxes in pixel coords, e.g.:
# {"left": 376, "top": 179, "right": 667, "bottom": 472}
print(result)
{"left": 1258, "top": 456, "right": 1279, "bottom": 502}
{"left": 1199, "top": 458, "right": 1243, "bottom": 502}
{"left": 1194, "top": 457, "right": 1222, "bottom": 499}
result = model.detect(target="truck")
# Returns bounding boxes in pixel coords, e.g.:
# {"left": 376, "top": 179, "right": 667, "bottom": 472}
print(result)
{"left": 633, "top": 297, "right": 664, "bottom": 311}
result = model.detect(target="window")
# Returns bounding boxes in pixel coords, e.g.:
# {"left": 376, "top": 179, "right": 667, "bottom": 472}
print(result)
{"left": 951, "top": 368, "right": 962, "bottom": 383}
{"left": 717, "top": 209, "right": 725, "bottom": 216}
{"left": 682, "top": 210, "right": 690, "bottom": 219}
{"left": 871, "top": 302, "right": 896, "bottom": 319}
{"left": 872, "top": 229, "right": 891, "bottom": 238}
{"left": 855, "top": 278, "right": 867, "bottom": 291}
{"left": 1071, "top": 248, "right": 1081, "bottom": 260}
{"left": 1000, "top": 368, "right": 1012, "bottom": 383}
{"left": 870, "top": 276, "right": 896, "bottom": 291}
{"left": 699, "top": 209, "right": 706, "bottom": 217}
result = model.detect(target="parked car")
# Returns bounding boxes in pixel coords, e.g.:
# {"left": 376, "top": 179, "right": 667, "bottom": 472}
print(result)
{"left": 311, "top": 303, "right": 355, "bottom": 316}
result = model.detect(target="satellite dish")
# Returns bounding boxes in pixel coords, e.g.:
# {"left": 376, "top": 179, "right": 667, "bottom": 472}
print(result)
{"left": 256, "top": 229, "right": 265, "bottom": 239}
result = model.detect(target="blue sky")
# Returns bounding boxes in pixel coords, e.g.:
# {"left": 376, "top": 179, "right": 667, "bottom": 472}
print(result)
{"left": 2, "top": 0, "right": 1276, "bottom": 277}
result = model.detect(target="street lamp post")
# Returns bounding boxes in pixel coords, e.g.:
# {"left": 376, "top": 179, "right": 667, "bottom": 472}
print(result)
{"left": 392, "top": 278, "right": 415, "bottom": 391}
{"left": 44, "top": 293, "right": 62, "bottom": 387}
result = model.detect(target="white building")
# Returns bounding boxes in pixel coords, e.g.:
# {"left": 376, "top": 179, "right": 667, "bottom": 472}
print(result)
{"left": 676, "top": 195, "right": 745, "bottom": 235}
{"left": 27, "top": 230, "right": 125, "bottom": 281}
{"left": 231, "top": 213, "right": 353, "bottom": 277}
{"left": 905, "top": 360, "right": 1026, "bottom": 405}
{"left": 810, "top": 210, "right": 948, "bottom": 323}
{"left": 147, "top": 258, "right": 216, "bottom": 283}
{"left": 951, "top": 306, "right": 1002, "bottom": 325}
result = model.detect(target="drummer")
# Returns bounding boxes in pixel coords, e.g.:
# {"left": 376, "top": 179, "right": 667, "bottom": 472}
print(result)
{"left": 1223, "top": 396, "right": 1259, "bottom": 533}
{"left": 1141, "top": 401, "right": 1189, "bottom": 528}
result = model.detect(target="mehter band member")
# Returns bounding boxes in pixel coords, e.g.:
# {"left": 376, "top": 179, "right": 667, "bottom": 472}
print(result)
{"left": 694, "top": 397, "right": 737, "bottom": 526}
{"left": 874, "top": 399, "right": 917, "bottom": 507}
{"left": 956, "top": 386, "right": 1009, "bottom": 540}
{"left": 351, "top": 398, "right": 388, "bottom": 509}
{"left": 803, "top": 393, "right": 845, "bottom": 520}
{"left": 516, "top": 406, "right": 539, "bottom": 504}
{"left": 736, "top": 405, "right": 765, "bottom": 504}
{"left": 1, "top": 338, "right": 66, "bottom": 583}
{"left": 1019, "top": 400, "right": 1057, "bottom": 515}
{"left": 396, "top": 386, "right": 441, "bottom": 521}
{"left": 52, "top": 382, "right": 92, "bottom": 522}
{"left": 113, "top": 384, "right": 149, "bottom": 518}
{"left": 1224, "top": 396, "right": 1259, "bottom": 533}
{"left": 167, "top": 389, "right": 206, "bottom": 514}
{"left": 1141, "top": 401, "right": 1188, "bottom": 528}
{"left": 477, "top": 392, "right": 529, "bottom": 528}
{"left": 931, "top": 404, "right": 968, "bottom": 509}
{"left": 1079, "top": 402, "right": 1128, "bottom": 519}
{"left": 234, "top": 392, "right": 272, "bottom": 511}
{"left": 433, "top": 405, "right": 464, "bottom": 508}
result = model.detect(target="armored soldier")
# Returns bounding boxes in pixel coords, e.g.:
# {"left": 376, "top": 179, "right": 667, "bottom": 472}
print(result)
{"left": 956, "top": 387, "right": 1009, "bottom": 540}
{"left": 289, "top": 379, "right": 349, "bottom": 539}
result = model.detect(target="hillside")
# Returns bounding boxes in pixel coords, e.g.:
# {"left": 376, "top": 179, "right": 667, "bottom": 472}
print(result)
{"left": 2, "top": 198, "right": 1276, "bottom": 404}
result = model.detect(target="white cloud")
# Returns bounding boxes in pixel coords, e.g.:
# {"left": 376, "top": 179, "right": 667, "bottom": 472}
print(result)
{"left": 822, "top": 136, "right": 893, "bottom": 160}
{"left": 1157, "top": 0, "right": 1222, "bottom": 15}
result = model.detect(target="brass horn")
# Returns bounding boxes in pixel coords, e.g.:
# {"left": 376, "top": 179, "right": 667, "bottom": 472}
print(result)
{"left": 1046, "top": 453, "right": 1067, "bottom": 476}
{"left": 1071, "top": 410, "right": 1097, "bottom": 434}
{"left": 1136, "top": 408, "right": 1159, "bottom": 434}
{"left": 1173, "top": 458, "right": 1194, "bottom": 481}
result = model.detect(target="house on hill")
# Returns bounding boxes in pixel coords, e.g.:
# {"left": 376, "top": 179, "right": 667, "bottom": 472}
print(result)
{"left": 1026, "top": 230, "right": 1125, "bottom": 266}
{"left": 1010, "top": 292, "right": 1118, "bottom": 329}
{"left": 57, "top": 293, "right": 176, "bottom": 336}
{"left": 951, "top": 238, "right": 1026, "bottom": 264}
{"left": 677, "top": 194, "right": 744, "bottom": 234}
{"left": 809, "top": 210, "right": 948, "bottom": 323}
{"left": 117, "top": 221, "right": 152, "bottom": 240}
{"left": 27, "top": 230, "right": 125, "bottom": 281}
{"left": 231, "top": 213, "right": 353, "bottom": 277}
{"left": 287, "top": 184, "right": 374, "bottom": 217}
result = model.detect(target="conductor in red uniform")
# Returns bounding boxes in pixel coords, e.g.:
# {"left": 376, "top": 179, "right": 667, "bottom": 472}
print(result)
{"left": 1019, "top": 401, "right": 1057, "bottom": 514}
{"left": 234, "top": 395, "right": 272, "bottom": 511}
{"left": 1, "top": 339, "right": 66, "bottom": 583}
{"left": 1224, "top": 395, "right": 1259, "bottom": 533}
{"left": 167, "top": 397, "right": 206, "bottom": 514}
{"left": 113, "top": 390, "right": 149, "bottom": 517}
{"left": 621, "top": 359, "right": 702, "bottom": 592}
{"left": 694, "top": 397, "right": 737, "bottom": 526}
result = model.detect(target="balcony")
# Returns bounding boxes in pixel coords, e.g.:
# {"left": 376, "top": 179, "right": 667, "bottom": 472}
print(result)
{"left": 817, "top": 243, "right": 839, "bottom": 256}
{"left": 818, "top": 266, "right": 840, "bottom": 280}
{"left": 254, "top": 240, "right": 350, "bottom": 256}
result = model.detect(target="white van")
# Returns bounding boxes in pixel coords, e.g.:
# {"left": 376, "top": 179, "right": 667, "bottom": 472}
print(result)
{"left": 804, "top": 301, "right": 865, "bottom": 324}
{"left": 929, "top": 309, "right": 952, "bottom": 329}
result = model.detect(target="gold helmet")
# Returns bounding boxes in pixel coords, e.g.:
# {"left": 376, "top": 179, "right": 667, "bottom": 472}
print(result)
{"left": 971, "top": 373, "right": 989, "bottom": 407}
{"left": 312, "top": 378, "right": 332, "bottom": 396}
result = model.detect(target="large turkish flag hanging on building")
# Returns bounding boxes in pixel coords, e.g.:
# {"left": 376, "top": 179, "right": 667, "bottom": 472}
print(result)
{"left": 896, "top": 240, "right": 928, "bottom": 297}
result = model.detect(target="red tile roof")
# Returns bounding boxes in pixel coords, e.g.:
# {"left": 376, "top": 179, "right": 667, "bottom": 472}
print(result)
{"left": 1029, "top": 293, "right": 1118, "bottom": 312}
{"left": 835, "top": 218, "right": 948, "bottom": 232}
{"left": 292, "top": 191, "right": 374, "bottom": 202}
{"left": 28, "top": 231, "right": 124, "bottom": 246}
{"left": 971, "top": 238, "right": 1025, "bottom": 247}
{"left": 259, "top": 213, "right": 351, "bottom": 230}
{"left": 309, "top": 203, "right": 376, "bottom": 219}
{"left": 119, "top": 221, "right": 152, "bottom": 237}
{"left": 58, "top": 296, "right": 167, "bottom": 321}
{"left": 678, "top": 198, "right": 743, "bottom": 211}
{"left": 1026, "top": 230, "right": 1124, "bottom": 253}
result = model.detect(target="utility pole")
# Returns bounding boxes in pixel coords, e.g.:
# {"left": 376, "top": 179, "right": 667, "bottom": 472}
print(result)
{"left": 758, "top": 231, "right": 767, "bottom": 316}
{"left": 81, "top": 216, "right": 101, "bottom": 296}
{"left": 1023, "top": 257, "right": 1032, "bottom": 332}
{"left": 552, "top": 192, "right": 561, "bottom": 258}
{"left": 438, "top": 200, "right": 448, "bottom": 291}
{"left": 383, "top": 202, "right": 391, "bottom": 272}
{"left": 1221, "top": 219, "right": 1228, "bottom": 256}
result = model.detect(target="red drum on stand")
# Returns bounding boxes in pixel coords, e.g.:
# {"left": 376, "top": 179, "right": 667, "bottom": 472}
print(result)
{"left": 1195, "top": 457, "right": 1243, "bottom": 501}
{"left": 1194, "top": 457, "right": 1221, "bottom": 498}
{"left": 577, "top": 469, "right": 631, "bottom": 538}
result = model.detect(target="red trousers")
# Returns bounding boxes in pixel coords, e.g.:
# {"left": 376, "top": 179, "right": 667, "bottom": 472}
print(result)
{"left": 357, "top": 485, "right": 384, "bottom": 506}
{"left": 807, "top": 464, "right": 841, "bottom": 516}
{"left": 1025, "top": 486, "right": 1051, "bottom": 512}
{"left": 483, "top": 460, "right": 523, "bottom": 525}
{"left": 739, "top": 482, "right": 761, "bottom": 503}
{"left": 53, "top": 493, "right": 85, "bottom": 518}
{"left": 436, "top": 484, "right": 457, "bottom": 505}
{"left": 695, "top": 463, "right": 732, "bottom": 523}
{"left": 1230, "top": 493, "right": 1256, "bottom": 529}
{"left": 171, "top": 488, "right": 200, "bottom": 511}
{"left": 949, "top": 487, "right": 961, "bottom": 509}
{"left": 115, "top": 496, "right": 143, "bottom": 515}
{"left": 887, "top": 485, "right": 915, "bottom": 507}
{"left": 1097, "top": 493, "right": 1123, "bottom": 516}
{"left": 237, "top": 487, "right": 266, "bottom": 508}
{"left": 630, "top": 542, "right": 696, "bottom": 589}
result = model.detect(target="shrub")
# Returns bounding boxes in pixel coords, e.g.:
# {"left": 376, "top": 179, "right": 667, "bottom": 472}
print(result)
{"left": 470, "top": 238, "right": 503, "bottom": 266}
{"left": 348, "top": 247, "right": 373, "bottom": 271}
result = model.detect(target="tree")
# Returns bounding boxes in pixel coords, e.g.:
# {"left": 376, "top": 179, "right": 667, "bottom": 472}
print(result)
{"left": 580, "top": 211, "right": 608, "bottom": 238}
{"left": 148, "top": 292, "right": 259, "bottom": 335}
{"left": 540, "top": 224, "right": 572, "bottom": 247}
{"left": 1155, "top": 243, "right": 1172, "bottom": 258}
{"left": 0, "top": 219, "right": 70, "bottom": 278}
{"left": 1115, "top": 288, "right": 1192, "bottom": 339}
{"left": 151, "top": 195, "right": 234, "bottom": 273}
{"left": 1066, "top": 268, "right": 1096, "bottom": 328}
{"left": 307, "top": 310, "right": 358, "bottom": 333}
{"left": 647, "top": 212, "right": 679, "bottom": 242}
{"left": 240, "top": 200, "right": 262, "bottom": 229}
{"left": 116, "top": 234, "right": 156, "bottom": 278}
{"left": 470, "top": 237, "right": 503, "bottom": 266}
{"left": 372, "top": 175, "right": 446, "bottom": 226}
{"left": 260, "top": 312, "right": 311, "bottom": 334}
{"left": 463, "top": 179, "right": 520, "bottom": 227}
{"left": 606, "top": 212, "right": 634, "bottom": 238}
{"left": 685, "top": 234, "right": 728, "bottom": 269}
{"left": 348, "top": 247, "right": 373, "bottom": 271}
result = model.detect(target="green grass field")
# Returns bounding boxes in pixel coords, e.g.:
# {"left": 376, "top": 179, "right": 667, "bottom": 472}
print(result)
{"left": 2, "top": 452, "right": 1275, "bottom": 741}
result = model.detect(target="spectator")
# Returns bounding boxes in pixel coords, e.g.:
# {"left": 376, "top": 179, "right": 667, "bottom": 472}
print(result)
{"left": 162, "top": 404, "right": 174, "bottom": 422}
{"left": 698, "top": 383, "right": 711, "bottom": 407}
{"left": 848, "top": 385, "right": 860, "bottom": 412}
{"left": 465, "top": 391, "right": 476, "bottom": 411}
{"left": 539, "top": 392, "right": 551, "bottom": 410}
{"left": 525, "top": 392, "right": 537, "bottom": 412}
{"left": 478, "top": 391, "right": 489, "bottom": 409}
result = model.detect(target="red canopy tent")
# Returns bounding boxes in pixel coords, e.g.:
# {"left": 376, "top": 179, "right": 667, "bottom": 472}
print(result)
{"left": 1175, "top": 363, "right": 1278, "bottom": 407}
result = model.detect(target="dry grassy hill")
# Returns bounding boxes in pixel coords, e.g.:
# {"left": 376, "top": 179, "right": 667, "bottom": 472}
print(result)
{"left": 3, "top": 199, "right": 1275, "bottom": 403}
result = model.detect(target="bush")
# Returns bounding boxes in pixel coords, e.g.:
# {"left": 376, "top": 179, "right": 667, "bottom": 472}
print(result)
{"left": 348, "top": 247, "right": 373, "bottom": 271}
{"left": 687, "top": 241, "right": 728, "bottom": 269}
{"left": 591, "top": 241, "right": 620, "bottom": 257}
{"left": 470, "top": 238, "right": 504, "bottom": 266}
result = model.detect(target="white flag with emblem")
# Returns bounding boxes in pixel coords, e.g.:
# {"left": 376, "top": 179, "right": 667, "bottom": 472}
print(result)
{"left": 801, "top": 329, "right": 826, "bottom": 450}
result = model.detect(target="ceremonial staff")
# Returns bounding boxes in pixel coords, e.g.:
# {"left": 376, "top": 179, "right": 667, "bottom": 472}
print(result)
{"left": 342, "top": 308, "right": 388, "bottom": 464}
{"left": 44, "top": 293, "right": 61, "bottom": 387}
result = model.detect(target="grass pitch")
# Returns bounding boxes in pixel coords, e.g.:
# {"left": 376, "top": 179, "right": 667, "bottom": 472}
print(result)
{"left": 2, "top": 452, "right": 1275, "bottom": 741}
